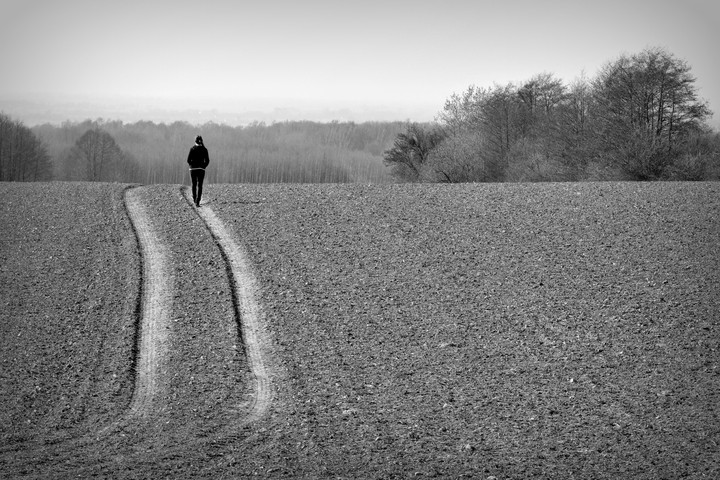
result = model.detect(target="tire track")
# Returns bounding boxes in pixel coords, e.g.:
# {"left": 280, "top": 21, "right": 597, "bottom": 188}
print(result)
{"left": 125, "top": 187, "right": 173, "bottom": 418}
{"left": 98, "top": 187, "right": 173, "bottom": 436}
{"left": 101, "top": 185, "right": 269, "bottom": 435}
{"left": 184, "top": 188, "right": 272, "bottom": 423}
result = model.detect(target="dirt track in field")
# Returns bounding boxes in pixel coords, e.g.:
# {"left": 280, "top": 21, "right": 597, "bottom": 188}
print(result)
{"left": 184, "top": 187, "right": 272, "bottom": 423}
{"left": 92, "top": 185, "right": 271, "bottom": 442}
{"left": 1, "top": 184, "right": 270, "bottom": 477}
{"left": 119, "top": 188, "right": 173, "bottom": 420}
{"left": 117, "top": 186, "right": 271, "bottom": 426}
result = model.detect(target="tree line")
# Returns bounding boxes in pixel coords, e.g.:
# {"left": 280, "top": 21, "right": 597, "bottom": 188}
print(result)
{"left": 0, "top": 113, "right": 53, "bottom": 181}
{"left": 26, "top": 119, "right": 400, "bottom": 184}
{"left": 385, "top": 47, "right": 719, "bottom": 182}
{"left": 2, "top": 46, "right": 718, "bottom": 184}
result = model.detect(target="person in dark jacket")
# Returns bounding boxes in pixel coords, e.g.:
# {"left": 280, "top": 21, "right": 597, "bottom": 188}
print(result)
{"left": 187, "top": 135, "right": 209, "bottom": 207}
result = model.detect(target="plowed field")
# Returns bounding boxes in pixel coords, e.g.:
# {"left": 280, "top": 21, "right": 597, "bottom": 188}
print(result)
{"left": 1, "top": 181, "right": 718, "bottom": 479}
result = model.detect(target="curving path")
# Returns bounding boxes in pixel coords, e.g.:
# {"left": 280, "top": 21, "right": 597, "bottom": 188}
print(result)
{"left": 95, "top": 186, "right": 174, "bottom": 438}
{"left": 120, "top": 185, "right": 270, "bottom": 427}
{"left": 100, "top": 185, "right": 271, "bottom": 436}
{"left": 123, "top": 186, "right": 173, "bottom": 418}
{"left": 1, "top": 185, "right": 273, "bottom": 477}
{"left": 185, "top": 188, "right": 272, "bottom": 423}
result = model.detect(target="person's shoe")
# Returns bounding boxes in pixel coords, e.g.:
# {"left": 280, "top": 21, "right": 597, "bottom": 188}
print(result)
{"left": 196, "top": 202, "right": 200, "bottom": 207}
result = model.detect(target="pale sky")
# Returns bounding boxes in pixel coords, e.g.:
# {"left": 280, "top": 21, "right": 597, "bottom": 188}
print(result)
{"left": 0, "top": 0, "right": 718, "bottom": 126}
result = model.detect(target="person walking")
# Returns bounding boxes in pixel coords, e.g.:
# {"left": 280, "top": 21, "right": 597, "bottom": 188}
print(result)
{"left": 187, "top": 135, "right": 209, "bottom": 207}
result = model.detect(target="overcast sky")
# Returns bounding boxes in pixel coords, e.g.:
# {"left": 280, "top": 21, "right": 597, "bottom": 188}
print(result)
{"left": 0, "top": 0, "right": 718, "bottom": 126}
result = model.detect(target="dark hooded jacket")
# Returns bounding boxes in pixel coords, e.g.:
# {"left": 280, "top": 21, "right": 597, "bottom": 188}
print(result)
{"left": 187, "top": 142, "right": 209, "bottom": 169}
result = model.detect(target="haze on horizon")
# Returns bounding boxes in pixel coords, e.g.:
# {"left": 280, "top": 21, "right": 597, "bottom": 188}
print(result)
{"left": 1, "top": 0, "right": 718, "bottom": 127}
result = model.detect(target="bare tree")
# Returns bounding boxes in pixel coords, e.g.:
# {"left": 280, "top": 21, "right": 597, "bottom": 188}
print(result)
{"left": 517, "top": 72, "right": 566, "bottom": 137}
{"left": 75, "top": 128, "right": 122, "bottom": 181}
{"left": 383, "top": 123, "right": 446, "bottom": 182}
{"left": 593, "top": 47, "right": 712, "bottom": 179}
{"left": 427, "top": 130, "right": 492, "bottom": 182}
{"left": 0, "top": 113, "right": 53, "bottom": 181}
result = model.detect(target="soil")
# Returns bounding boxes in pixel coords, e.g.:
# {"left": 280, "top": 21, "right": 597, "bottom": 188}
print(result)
{"left": 0, "top": 182, "right": 139, "bottom": 445}
{"left": 209, "top": 182, "right": 720, "bottom": 479}
{"left": 1, "top": 181, "right": 719, "bottom": 479}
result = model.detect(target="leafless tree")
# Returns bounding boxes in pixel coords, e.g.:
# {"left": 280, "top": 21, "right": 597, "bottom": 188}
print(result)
{"left": 593, "top": 47, "right": 712, "bottom": 179}
{"left": 383, "top": 123, "right": 446, "bottom": 182}
{"left": 0, "top": 113, "right": 53, "bottom": 181}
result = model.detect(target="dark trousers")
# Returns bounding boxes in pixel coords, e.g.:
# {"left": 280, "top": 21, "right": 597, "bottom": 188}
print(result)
{"left": 190, "top": 169, "right": 205, "bottom": 205}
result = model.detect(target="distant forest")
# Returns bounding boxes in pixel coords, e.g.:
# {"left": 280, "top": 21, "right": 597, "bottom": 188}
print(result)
{"left": 29, "top": 119, "right": 402, "bottom": 184}
{"left": 1, "top": 46, "right": 718, "bottom": 184}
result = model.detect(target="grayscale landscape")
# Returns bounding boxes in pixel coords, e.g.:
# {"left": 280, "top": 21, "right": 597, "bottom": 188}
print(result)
{"left": 1, "top": 1, "right": 719, "bottom": 478}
